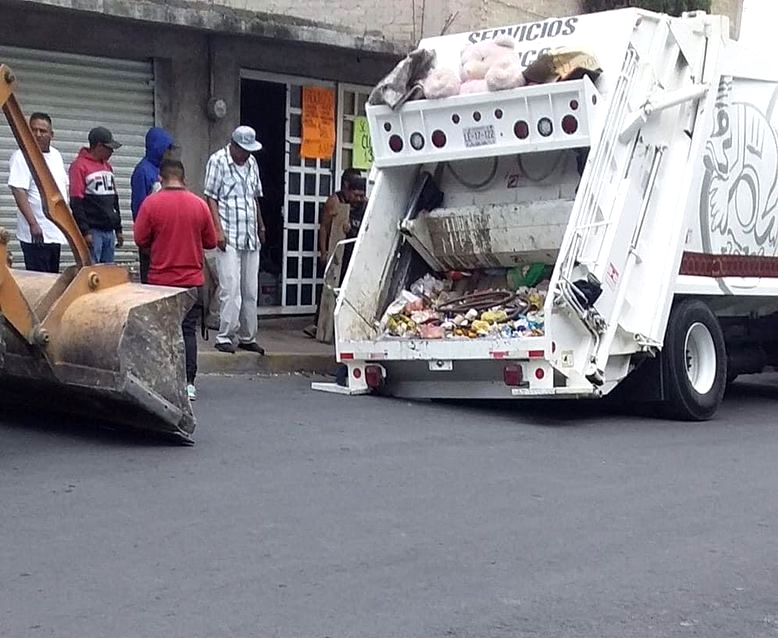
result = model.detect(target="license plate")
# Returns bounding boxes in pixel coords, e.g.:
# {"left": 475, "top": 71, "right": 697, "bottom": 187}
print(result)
{"left": 463, "top": 124, "right": 496, "bottom": 148}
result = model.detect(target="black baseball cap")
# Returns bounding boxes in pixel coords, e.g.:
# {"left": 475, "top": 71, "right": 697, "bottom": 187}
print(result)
{"left": 88, "top": 126, "right": 122, "bottom": 150}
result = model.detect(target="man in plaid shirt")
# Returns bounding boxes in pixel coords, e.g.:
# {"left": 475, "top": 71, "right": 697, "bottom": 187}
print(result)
{"left": 204, "top": 126, "right": 267, "bottom": 354}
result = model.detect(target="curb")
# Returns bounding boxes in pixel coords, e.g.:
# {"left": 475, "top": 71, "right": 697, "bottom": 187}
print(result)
{"left": 198, "top": 350, "right": 338, "bottom": 376}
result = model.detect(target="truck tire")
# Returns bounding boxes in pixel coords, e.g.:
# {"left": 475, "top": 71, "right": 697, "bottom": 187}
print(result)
{"left": 662, "top": 299, "right": 726, "bottom": 421}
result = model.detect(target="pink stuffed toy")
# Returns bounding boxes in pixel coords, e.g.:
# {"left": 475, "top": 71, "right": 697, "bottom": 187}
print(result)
{"left": 423, "top": 35, "right": 526, "bottom": 99}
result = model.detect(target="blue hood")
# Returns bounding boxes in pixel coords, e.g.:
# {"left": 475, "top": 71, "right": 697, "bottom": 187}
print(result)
{"left": 144, "top": 127, "right": 174, "bottom": 167}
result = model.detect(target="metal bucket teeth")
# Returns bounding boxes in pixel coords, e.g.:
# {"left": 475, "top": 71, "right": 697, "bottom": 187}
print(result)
{"left": 0, "top": 270, "right": 197, "bottom": 443}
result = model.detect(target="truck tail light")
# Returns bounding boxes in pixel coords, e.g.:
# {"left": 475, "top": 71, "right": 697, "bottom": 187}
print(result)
{"left": 537, "top": 117, "right": 553, "bottom": 137}
{"left": 503, "top": 364, "right": 523, "bottom": 387}
{"left": 365, "top": 365, "right": 384, "bottom": 388}
{"left": 410, "top": 132, "right": 425, "bottom": 150}
{"left": 514, "top": 120, "right": 529, "bottom": 139}
{"left": 431, "top": 129, "right": 447, "bottom": 148}
{"left": 562, "top": 115, "right": 578, "bottom": 134}
{"left": 389, "top": 135, "right": 403, "bottom": 152}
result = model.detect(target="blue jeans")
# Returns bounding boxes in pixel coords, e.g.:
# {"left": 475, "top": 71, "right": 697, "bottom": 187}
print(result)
{"left": 89, "top": 228, "right": 116, "bottom": 264}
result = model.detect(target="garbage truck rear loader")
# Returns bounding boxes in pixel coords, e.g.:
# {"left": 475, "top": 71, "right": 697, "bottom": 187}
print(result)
{"left": 321, "top": 7, "right": 778, "bottom": 420}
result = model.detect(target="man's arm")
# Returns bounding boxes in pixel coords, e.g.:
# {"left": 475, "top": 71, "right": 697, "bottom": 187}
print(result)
{"left": 113, "top": 192, "right": 124, "bottom": 247}
{"left": 255, "top": 198, "right": 266, "bottom": 246}
{"left": 318, "top": 194, "right": 337, "bottom": 264}
{"left": 205, "top": 197, "right": 226, "bottom": 252}
{"left": 10, "top": 187, "right": 43, "bottom": 244}
{"left": 8, "top": 151, "right": 44, "bottom": 244}
{"left": 67, "top": 161, "right": 92, "bottom": 245}
{"left": 201, "top": 201, "right": 218, "bottom": 250}
{"left": 132, "top": 201, "right": 153, "bottom": 250}
{"left": 203, "top": 155, "right": 226, "bottom": 251}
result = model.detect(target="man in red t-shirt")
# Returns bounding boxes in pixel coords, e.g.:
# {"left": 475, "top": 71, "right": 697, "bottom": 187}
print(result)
{"left": 134, "top": 159, "right": 217, "bottom": 401}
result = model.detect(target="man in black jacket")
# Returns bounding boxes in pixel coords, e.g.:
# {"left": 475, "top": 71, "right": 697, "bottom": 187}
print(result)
{"left": 68, "top": 126, "right": 124, "bottom": 264}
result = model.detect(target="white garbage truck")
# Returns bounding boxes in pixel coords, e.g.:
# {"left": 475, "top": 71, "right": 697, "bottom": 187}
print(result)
{"left": 316, "top": 5, "right": 778, "bottom": 420}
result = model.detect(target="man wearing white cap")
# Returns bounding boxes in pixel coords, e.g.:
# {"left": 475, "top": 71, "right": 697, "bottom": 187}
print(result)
{"left": 203, "top": 125, "right": 267, "bottom": 354}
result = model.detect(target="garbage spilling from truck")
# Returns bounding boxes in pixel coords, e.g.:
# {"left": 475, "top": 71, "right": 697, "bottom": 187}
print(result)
{"left": 379, "top": 267, "right": 549, "bottom": 340}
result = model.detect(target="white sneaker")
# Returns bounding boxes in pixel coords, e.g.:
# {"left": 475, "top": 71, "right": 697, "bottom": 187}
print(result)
{"left": 186, "top": 384, "right": 197, "bottom": 401}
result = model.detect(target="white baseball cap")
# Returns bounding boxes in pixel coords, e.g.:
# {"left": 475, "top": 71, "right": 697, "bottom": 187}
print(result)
{"left": 232, "top": 125, "right": 262, "bottom": 152}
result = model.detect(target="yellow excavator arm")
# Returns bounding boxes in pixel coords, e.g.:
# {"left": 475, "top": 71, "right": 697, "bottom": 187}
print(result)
{"left": 0, "top": 64, "right": 197, "bottom": 442}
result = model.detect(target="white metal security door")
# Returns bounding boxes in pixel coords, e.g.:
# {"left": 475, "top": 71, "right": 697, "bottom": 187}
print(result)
{"left": 0, "top": 45, "right": 154, "bottom": 266}
{"left": 335, "top": 83, "right": 373, "bottom": 183}
{"left": 283, "top": 80, "right": 336, "bottom": 313}
{"left": 241, "top": 71, "right": 372, "bottom": 314}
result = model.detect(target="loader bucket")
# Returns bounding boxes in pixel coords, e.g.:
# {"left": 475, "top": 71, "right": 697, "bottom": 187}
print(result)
{"left": 0, "top": 267, "right": 197, "bottom": 443}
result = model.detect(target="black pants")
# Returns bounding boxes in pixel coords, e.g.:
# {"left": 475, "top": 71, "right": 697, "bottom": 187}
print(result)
{"left": 139, "top": 248, "right": 151, "bottom": 284}
{"left": 182, "top": 298, "right": 201, "bottom": 384}
{"left": 21, "top": 242, "right": 60, "bottom": 273}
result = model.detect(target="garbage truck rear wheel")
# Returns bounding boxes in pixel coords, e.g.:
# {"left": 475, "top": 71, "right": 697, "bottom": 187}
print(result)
{"left": 662, "top": 299, "right": 726, "bottom": 421}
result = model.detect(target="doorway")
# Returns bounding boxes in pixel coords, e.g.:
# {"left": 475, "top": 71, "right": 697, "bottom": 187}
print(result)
{"left": 240, "top": 78, "right": 286, "bottom": 308}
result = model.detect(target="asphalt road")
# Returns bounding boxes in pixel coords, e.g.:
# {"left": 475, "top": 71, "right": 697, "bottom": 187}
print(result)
{"left": 2, "top": 374, "right": 778, "bottom": 638}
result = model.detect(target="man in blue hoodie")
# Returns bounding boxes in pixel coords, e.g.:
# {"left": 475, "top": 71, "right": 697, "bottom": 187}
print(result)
{"left": 131, "top": 127, "right": 176, "bottom": 283}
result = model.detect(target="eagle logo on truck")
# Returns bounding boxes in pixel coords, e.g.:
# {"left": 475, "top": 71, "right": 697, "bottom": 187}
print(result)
{"left": 700, "top": 77, "right": 778, "bottom": 258}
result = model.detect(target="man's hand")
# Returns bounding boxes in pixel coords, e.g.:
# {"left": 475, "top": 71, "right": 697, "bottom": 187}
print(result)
{"left": 29, "top": 221, "right": 44, "bottom": 245}
{"left": 84, "top": 233, "right": 93, "bottom": 247}
{"left": 216, "top": 229, "right": 227, "bottom": 252}
{"left": 115, "top": 232, "right": 124, "bottom": 248}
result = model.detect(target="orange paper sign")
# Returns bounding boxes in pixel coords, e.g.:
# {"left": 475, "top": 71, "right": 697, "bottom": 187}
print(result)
{"left": 301, "top": 86, "right": 336, "bottom": 160}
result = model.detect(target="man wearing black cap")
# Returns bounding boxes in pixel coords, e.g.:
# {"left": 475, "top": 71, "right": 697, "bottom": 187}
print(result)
{"left": 68, "top": 126, "right": 124, "bottom": 264}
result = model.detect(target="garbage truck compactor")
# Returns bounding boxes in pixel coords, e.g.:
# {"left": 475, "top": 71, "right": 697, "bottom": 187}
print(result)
{"left": 325, "top": 7, "right": 778, "bottom": 420}
{"left": 0, "top": 65, "right": 196, "bottom": 441}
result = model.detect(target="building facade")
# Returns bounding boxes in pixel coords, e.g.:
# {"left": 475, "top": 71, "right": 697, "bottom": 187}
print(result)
{"left": 0, "top": 0, "right": 742, "bottom": 313}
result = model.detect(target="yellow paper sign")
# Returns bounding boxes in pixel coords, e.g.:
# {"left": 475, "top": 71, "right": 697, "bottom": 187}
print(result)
{"left": 352, "top": 116, "right": 374, "bottom": 170}
{"left": 301, "top": 86, "right": 336, "bottom": 160}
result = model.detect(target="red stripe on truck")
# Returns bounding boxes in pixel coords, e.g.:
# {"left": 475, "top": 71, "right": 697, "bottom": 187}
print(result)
{"left": 680, "top": 252, "right": 778, "bottom": 278}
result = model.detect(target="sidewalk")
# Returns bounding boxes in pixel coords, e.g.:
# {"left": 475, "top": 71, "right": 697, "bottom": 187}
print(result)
{"left": 197, "top": 315, "right": 337, "bottom": 376}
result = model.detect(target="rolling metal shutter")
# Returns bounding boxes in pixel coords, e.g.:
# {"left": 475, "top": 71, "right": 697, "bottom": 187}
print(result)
{"left": 0, "top": 45, "right": 154, "bottom": 266}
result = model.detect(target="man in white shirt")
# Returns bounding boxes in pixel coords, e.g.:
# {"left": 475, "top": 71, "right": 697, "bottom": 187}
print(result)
{"left": 7, "top": 112, "right": 68, "bottom": 273}
{"left": 203, "top": 125, "right": 266, "bottom": 354}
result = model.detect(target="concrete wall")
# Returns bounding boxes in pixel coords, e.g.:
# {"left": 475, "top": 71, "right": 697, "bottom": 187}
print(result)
{"left": 0, "top": 1, "right": 396, "bottom": 193}
{"left": 712, "top": 0, "right": 743, "bottom": 36}
{"left": 0, "top": 0, "right": 744, "bottom": 192}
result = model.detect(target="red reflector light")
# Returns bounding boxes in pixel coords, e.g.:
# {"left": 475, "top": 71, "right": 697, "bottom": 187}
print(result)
{"left": 514, "top": 120, "right": 529, "bottom": 139}
{"left": 389, "top": 135, "right": 403, "bottom": 152}
{"left": 562, "top": 115, "right": 578, "bottom": 134}
{"left": 365, "top": 364, "right": 384, "bottom": 388}
{"left": 341, "top": 352, "right": 354, "bottom": 360}
{"left": 503, "top": 364, "right": 523, "bottom": 387}
{"left": 535, "top": 368, "right": 545, "bottom": 380}
{"left": 353, "top": 367, "right": 362, "bottom": 379}
{"left": 431, "top": 129, "right": 447, "bottom": 148}
{"left": 528, "top": 350, "right": 544, "bottom": 359}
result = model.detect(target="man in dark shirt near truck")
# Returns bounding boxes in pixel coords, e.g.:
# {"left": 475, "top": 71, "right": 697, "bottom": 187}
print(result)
{"left": 68, "top": 126, "right": 124, "bottom": 264}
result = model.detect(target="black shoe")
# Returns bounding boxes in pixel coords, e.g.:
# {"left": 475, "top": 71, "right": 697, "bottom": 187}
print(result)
{"left": 214, "top": 342, "right": 236, "bottom": 353}
{"left": 238, "top": 342, "right": 265, "bottom": 355}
